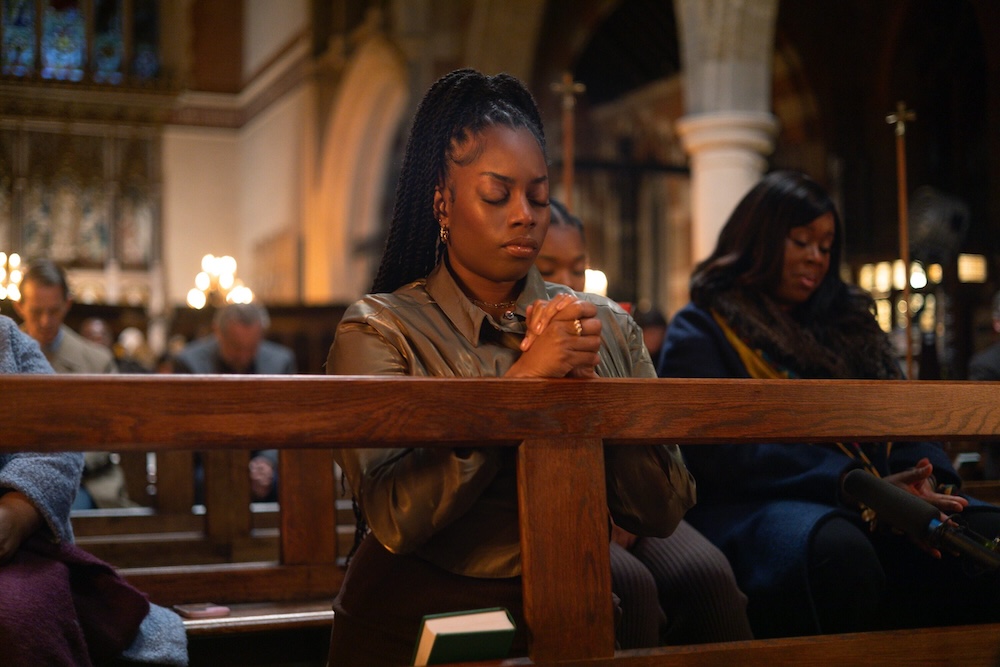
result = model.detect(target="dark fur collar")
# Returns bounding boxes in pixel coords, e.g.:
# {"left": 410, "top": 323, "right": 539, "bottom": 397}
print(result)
{"left": 710, "top": 288, "right": 901, "bottom": 379}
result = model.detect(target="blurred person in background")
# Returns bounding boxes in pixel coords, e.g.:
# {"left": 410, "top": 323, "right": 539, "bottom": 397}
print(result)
{"left": 173, "top": 302, "right": 296, "bottom": 502}
{"left": 15, "top": 259, "right": 133, "bottom": 509}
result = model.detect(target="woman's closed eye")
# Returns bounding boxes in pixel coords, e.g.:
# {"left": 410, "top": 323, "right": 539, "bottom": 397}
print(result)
{"left": 482, "top": 190, "right": 509, "bottom": 205}
{"left": 481, "top": 193, "right": 549, "bottom": 208}
{"left": 789, "top": 237, "right": 831, "bottom": 254}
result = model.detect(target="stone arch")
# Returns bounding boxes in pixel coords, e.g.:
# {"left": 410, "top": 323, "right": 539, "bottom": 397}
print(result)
{"left": 304, "top": 35, "right": 408, "bottom": 303}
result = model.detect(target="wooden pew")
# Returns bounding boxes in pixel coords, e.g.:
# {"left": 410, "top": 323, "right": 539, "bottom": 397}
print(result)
{"left": 5, "top": 375, "right": 1000, "bottom": 666}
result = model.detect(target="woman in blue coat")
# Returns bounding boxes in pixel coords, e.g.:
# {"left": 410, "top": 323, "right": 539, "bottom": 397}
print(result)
{"left": 657, "top": 170, "right": 1000, "bottom": 638}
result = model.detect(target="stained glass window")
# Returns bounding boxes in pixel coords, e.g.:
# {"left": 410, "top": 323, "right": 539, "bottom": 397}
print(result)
{"left": 41, "top": 0, "right": 86, "bottom": 81}
{"left": 1, "top": 0, "right": 160, "bottom": 84}
{"left": 131, "top": 0, "right": 157, "bottom": 80}
{"left": 2, "top": 0, "right": 35, "bottom": 76}
{"left": 92, "top": 0, "right": 122, "bottom": 84}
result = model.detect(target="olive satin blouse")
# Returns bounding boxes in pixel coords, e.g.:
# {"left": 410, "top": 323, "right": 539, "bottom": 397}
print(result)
{"left": 327, "top": 263, "right": 695, "bottom": 578}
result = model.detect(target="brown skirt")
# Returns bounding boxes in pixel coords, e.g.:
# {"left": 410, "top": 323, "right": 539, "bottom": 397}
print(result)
{"left": 327, "top": 534, "right": 527, "bottom": 667}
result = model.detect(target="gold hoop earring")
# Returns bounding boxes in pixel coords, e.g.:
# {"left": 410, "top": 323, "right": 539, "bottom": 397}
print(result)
{"left": 439, "top": 226, "right": 450, "bottom": 244}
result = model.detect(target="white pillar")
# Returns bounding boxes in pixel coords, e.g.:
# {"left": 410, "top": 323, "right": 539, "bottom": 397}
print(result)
{"left": 673, "top": 0, "right": 780, "bottom": 263}
{"left": 676, "top": 111, "right": 778, "bottom": 261}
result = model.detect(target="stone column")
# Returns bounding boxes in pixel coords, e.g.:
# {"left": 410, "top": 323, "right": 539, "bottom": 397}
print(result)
{"left": 676, "top": 111, "right": 778, "bottom": 259}
{"left": 673, "top": 0, "right": 780, "bottom": 261}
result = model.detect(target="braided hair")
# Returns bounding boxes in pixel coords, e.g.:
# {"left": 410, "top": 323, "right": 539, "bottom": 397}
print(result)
{"left": 346, "top": 70, "right": 546, "bottom": 563}
{"left": 371, "top": 68, "right": 546, "bottom": 294}
{"left": 549, "top": 198, "right": 585, "bottom": 240}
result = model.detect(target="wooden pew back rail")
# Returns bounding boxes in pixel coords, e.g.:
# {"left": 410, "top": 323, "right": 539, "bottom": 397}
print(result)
{"left": 6, "top": 375, "right": 1000, "bottom": 666}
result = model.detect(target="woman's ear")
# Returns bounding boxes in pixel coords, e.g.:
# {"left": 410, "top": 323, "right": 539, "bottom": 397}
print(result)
{"left": 433, "top": 185, "right": 448, "bottom": 222}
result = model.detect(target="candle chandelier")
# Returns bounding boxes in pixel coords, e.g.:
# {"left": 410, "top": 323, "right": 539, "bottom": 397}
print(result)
{"left": 0, "top": 252, "right": 23, "bottom": 301}
{"left": 186, "top": 254, "right": 254, "bottom": 309}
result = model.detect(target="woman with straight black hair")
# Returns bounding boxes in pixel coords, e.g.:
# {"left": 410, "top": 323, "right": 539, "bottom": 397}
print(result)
{"left": 658, "top": 169, "right": 1000, "bottom": 638}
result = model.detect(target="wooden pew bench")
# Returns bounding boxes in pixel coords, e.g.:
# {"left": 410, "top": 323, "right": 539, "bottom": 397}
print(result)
{"left": 181, "top": 599, "right": 336, "bottom": 667}
{"left": 6, "top": 375, "right": 1000, "bottom": 666}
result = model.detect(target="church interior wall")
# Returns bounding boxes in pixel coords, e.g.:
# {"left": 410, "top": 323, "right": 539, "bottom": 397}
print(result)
{"left": 243, "top": 0, "right": 309, "bottom": 83}
{"left": 239, "top": 86, "right": 307, "bottom": 303}
{"left": 303, "top": 33, "right": 408, "bottom": 305}
{"left": 161, "top": 126, "right": 241, "bottom": 305}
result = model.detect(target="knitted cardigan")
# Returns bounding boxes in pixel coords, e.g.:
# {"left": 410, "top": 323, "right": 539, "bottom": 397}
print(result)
{"left": 0, "top": 315, "right": 188, "bottom": 666}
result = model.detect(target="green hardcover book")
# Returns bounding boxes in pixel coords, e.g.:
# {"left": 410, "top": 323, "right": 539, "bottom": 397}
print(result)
{"left": 411, "top": 607, "right": 516, "bottom": 666}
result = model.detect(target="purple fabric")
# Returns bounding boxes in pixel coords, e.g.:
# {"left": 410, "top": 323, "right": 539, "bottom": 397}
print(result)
{"left": 0, "top": 535, "right": 150, "bottom": 666}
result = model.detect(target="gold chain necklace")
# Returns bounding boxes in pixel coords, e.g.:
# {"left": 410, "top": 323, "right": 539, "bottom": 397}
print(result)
{"left": 470, "top": 297, "right": 517, "bottom": 320}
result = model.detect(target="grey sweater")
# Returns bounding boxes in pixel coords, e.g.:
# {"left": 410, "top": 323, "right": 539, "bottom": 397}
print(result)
{"left": 0, "top": 315, "right": 188, "bottom": 665}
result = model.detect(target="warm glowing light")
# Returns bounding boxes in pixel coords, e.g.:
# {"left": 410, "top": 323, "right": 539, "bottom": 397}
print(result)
{"left": 0, "top": 251, "right": 23, "bottom": 301}
{"left": 919, "top": 294, "right": 936, "bottom": 333}
{"left": 189, "top": 253, "right": 253, "bottom": 308}
{"left": 875, "top": 299, "right": 891, "bottom": 332}
{"left": 219, "top": 255, "right": 237, "bottom": 275}
{"left": 858, "top": 264, "right": 875, "bottom": 292}
{"left": 226, "top": 284, "right": 254, "bottom": 304}
{"left": 874, "top": 262, "right": 892, "bottom": 294}
{"left": 892, "top": 260, "right": 907, "bottom": 291}
{"left": 910, "top": 263, "right": 927, "bottom": 290}
{"left": 957, "top": 254, "right": 987, "bottom": 283}
{"left": 187, "top": 288, "right": 207, "bottom": 309}
{"left": 927, "top": 264, "right": 943, "bottom": 284}
{"left": 584, "top": 269, "right": 608, "bottom": 296}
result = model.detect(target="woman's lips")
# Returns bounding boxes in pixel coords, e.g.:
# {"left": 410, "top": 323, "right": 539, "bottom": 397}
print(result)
{"left": 798, "top": 274, "right": 819, "bottom": 290}
{"left": 503, "top": 237, "right": 538, "bottom": 258}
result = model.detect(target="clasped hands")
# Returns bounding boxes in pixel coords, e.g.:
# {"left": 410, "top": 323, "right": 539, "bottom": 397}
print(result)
{"left": 506, "top": 293, "right": 601, "bottom": 378}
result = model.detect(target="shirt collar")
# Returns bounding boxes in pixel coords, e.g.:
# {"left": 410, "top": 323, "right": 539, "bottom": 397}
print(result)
{"left": 424, "top": 262, "right": 548, "bottom": 346}
{"left": 52, "top": 326, "right": 65, "bottom": 351}
{"left": 42, "top": 325, "right": 65, "bottom": 354}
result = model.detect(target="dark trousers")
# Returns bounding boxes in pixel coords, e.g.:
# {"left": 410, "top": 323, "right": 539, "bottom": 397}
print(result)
{"left": 327, "top": 534, "right": 526, "bottom": 667}
{"left": 769, "top": 507, "right": 1000, "bottom": 637}
{"left": 610, "top": 520, "right": 753, "bottom": 648}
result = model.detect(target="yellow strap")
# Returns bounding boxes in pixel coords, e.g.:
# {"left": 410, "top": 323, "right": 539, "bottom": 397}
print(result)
{"left": 711, "top": 310, "right": 789, "bottom": 380}
{"left": 711, "top": 310, "right": 889, "bottom": 477}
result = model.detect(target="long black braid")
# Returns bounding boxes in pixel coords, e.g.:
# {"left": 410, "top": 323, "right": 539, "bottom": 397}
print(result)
{"left": 371, "top": 68, "right": 546, "bottom": 294}
{"left": 345, "top": 70, "right": 546, "bottom": 564}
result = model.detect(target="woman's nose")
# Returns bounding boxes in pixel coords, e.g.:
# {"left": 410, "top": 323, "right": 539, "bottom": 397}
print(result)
{"left": 510, "top": 195, "right": 535, "bottom": 226}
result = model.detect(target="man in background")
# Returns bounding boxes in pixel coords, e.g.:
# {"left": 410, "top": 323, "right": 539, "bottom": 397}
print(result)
{"left": 14, "top": 258, "right": 133, "bottom": 509}
{"left": 173, "top": 302, "right": 296, "bottom": 502}
{"left": 80, "top": 316, "right": 153, "bottom": 373}
{"left": 174, "top": 302, "right": 296, "bottom": 375}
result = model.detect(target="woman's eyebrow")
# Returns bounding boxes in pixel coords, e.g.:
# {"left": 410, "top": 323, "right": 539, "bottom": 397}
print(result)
{"left": 479, "top": 171, "right": 548, "bottom": 186}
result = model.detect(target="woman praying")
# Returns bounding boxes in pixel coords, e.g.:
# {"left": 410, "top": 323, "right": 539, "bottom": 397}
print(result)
{"left": 325, "top": 68, "right": 695, "bottom": 666}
